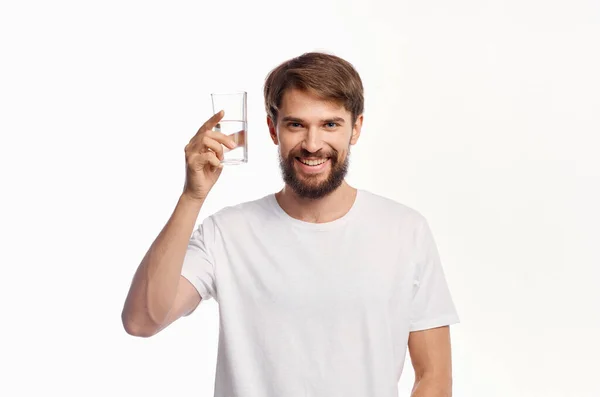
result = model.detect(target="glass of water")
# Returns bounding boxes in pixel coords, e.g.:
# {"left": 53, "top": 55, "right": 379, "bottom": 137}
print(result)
{"left": 211, "top": 91, "right": 247, "bottom": 164}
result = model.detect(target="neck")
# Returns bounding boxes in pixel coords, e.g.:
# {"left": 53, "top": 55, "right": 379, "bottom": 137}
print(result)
{"left": 275, "top": 181, "right": 358, "bottom": 224}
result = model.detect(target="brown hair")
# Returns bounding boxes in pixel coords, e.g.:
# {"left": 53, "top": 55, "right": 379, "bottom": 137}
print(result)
{"left": 264, "top": 52, "right": 364, "bottom": 126}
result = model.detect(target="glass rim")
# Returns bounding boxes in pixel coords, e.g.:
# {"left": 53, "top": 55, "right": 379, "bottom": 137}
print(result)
{"left": 211, "top": 90, "right": 247, "bottom": 96}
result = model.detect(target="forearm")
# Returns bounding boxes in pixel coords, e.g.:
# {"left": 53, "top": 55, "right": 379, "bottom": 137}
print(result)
{"left": 122, "top": 193, "right": 203, "bottom": 334}
{"left": 410, "top": 375, "right": 452, "bottom": 397}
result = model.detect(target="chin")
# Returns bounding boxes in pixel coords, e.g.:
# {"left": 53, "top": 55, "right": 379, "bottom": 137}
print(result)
{"left": 279, "top": 151, "right": 349, "bottom": 199}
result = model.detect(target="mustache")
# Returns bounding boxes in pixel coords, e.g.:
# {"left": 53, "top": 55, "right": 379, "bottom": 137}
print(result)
{"left": 291, "top": 148, "right": 338, "bottom": 159}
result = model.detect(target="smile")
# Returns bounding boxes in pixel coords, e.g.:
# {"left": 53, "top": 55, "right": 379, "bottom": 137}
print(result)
{"left": 295, "top": 157, "right": 330, "bottom": 174}
{"left": 297, "top": 158, "right": 328, "bottom": 166}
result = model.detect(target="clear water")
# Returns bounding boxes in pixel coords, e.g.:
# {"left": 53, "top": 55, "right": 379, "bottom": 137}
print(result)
{"left": 215, "top": 120, "right": 247, "bottom": 164}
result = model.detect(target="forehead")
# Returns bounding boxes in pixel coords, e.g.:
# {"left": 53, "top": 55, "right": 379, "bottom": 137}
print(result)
{"left": 278, "top": 88, "right": 349, "bottom": 120}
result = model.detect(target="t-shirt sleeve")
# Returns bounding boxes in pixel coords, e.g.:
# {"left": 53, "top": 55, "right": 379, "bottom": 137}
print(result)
{"left": 409, "top": 217, "right": 460, "bottom": 332}
{"left": 180, "top": 216, "right": 217, "bottom": 302}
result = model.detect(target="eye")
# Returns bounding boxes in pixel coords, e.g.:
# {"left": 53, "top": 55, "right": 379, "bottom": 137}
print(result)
{"left": 325, "top": 122, "right": 339, "bottom": 128}
{"left": 288, "top": 122, "right": 302, "bottom": 128}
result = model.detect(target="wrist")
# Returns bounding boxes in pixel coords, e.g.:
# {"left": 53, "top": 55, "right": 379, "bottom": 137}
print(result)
{"left": 179, "top": 192, "right": 206, "bottom": 209}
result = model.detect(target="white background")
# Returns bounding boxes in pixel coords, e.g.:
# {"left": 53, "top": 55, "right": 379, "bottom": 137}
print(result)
{"left": 1, "top": 0, "right": 598, "bottom": 396}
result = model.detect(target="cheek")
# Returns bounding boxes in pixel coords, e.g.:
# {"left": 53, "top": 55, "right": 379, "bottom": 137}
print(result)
{"left": 336, "top": 148, "right": 349, "bottom": 161}
{"left": 279, "top": 135, "right": 302, "bottom": 152}
{"left": 332, "top": 137, "right": 351, "bottom": 154}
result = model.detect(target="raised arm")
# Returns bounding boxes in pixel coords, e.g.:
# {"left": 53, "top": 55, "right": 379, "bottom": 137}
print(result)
{"left": 121, "top": 111, "right": 236, "bottom": 337}
{"left": 121, "top": 194, "right": 205, "bottom": 337}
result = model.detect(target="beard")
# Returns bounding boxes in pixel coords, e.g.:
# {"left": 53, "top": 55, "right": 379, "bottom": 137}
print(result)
{"left": 279, "top": 146, "right": 350, "bottom": 200}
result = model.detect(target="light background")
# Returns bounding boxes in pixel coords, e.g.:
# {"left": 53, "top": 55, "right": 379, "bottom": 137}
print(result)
{"left": 1, "top": 0, "right": 598, "bottom": 396}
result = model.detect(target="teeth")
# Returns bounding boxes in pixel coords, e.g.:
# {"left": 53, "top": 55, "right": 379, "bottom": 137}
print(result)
{"left": 300, "top": 158, "right": 327, "bottom": 166}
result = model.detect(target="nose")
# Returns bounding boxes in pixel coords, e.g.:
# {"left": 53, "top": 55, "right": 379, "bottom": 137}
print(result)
{"left": 301, "top": 126, "right": 323, "bottom": 153}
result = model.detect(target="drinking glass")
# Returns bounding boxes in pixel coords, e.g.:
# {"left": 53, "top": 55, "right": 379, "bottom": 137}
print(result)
{"left": 211, "top": 91, "right": 247, "bottom": 164}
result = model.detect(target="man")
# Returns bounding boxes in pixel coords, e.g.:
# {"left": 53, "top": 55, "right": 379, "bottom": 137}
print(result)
{"left": 122, "top": 52, "right": 460, "bottom": 397}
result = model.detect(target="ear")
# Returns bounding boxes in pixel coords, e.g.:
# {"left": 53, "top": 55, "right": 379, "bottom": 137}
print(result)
{"left": 267, "top": 116, "right": 279, "bottom": 145}
{"left": 350, "top": 114, "right": 363, "bottom": 145}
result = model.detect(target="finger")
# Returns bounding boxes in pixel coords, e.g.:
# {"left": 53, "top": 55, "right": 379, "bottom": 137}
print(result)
{"left": 188, "top": 152, "right": 222, "bottom": 171}
{"left": 200, "top": 136, "right": 225, "bottom": 161}
{"left": 195, "top": 110, "right": 224, "bottom": 136}
{"left": 200, "top": 152, "right": 223, "bottom": 170}
{"left": 204, "top": 129, "right": 238, "bottom": 150}
{"left": 227, "top": 129, "right": 245, "bottom": 147}
{"left": 187, "top": 132, "right": 229, "bottom": 157}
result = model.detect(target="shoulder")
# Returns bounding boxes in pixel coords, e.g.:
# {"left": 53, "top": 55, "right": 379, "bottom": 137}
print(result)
{"left": 206, "top": 194, "right": 275, "bottom": 226}
{"left": 357, "top": 189, "right": 427, "bottom": 227}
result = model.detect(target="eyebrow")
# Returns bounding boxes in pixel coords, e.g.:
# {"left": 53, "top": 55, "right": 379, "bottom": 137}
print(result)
{"left": 281, "top": 116, "right": 346, "bottom": 124}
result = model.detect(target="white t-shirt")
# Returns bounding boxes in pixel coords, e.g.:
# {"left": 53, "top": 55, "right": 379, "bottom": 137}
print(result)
{"left": 181, "top": 189, "right": 459, "bottom": 397}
